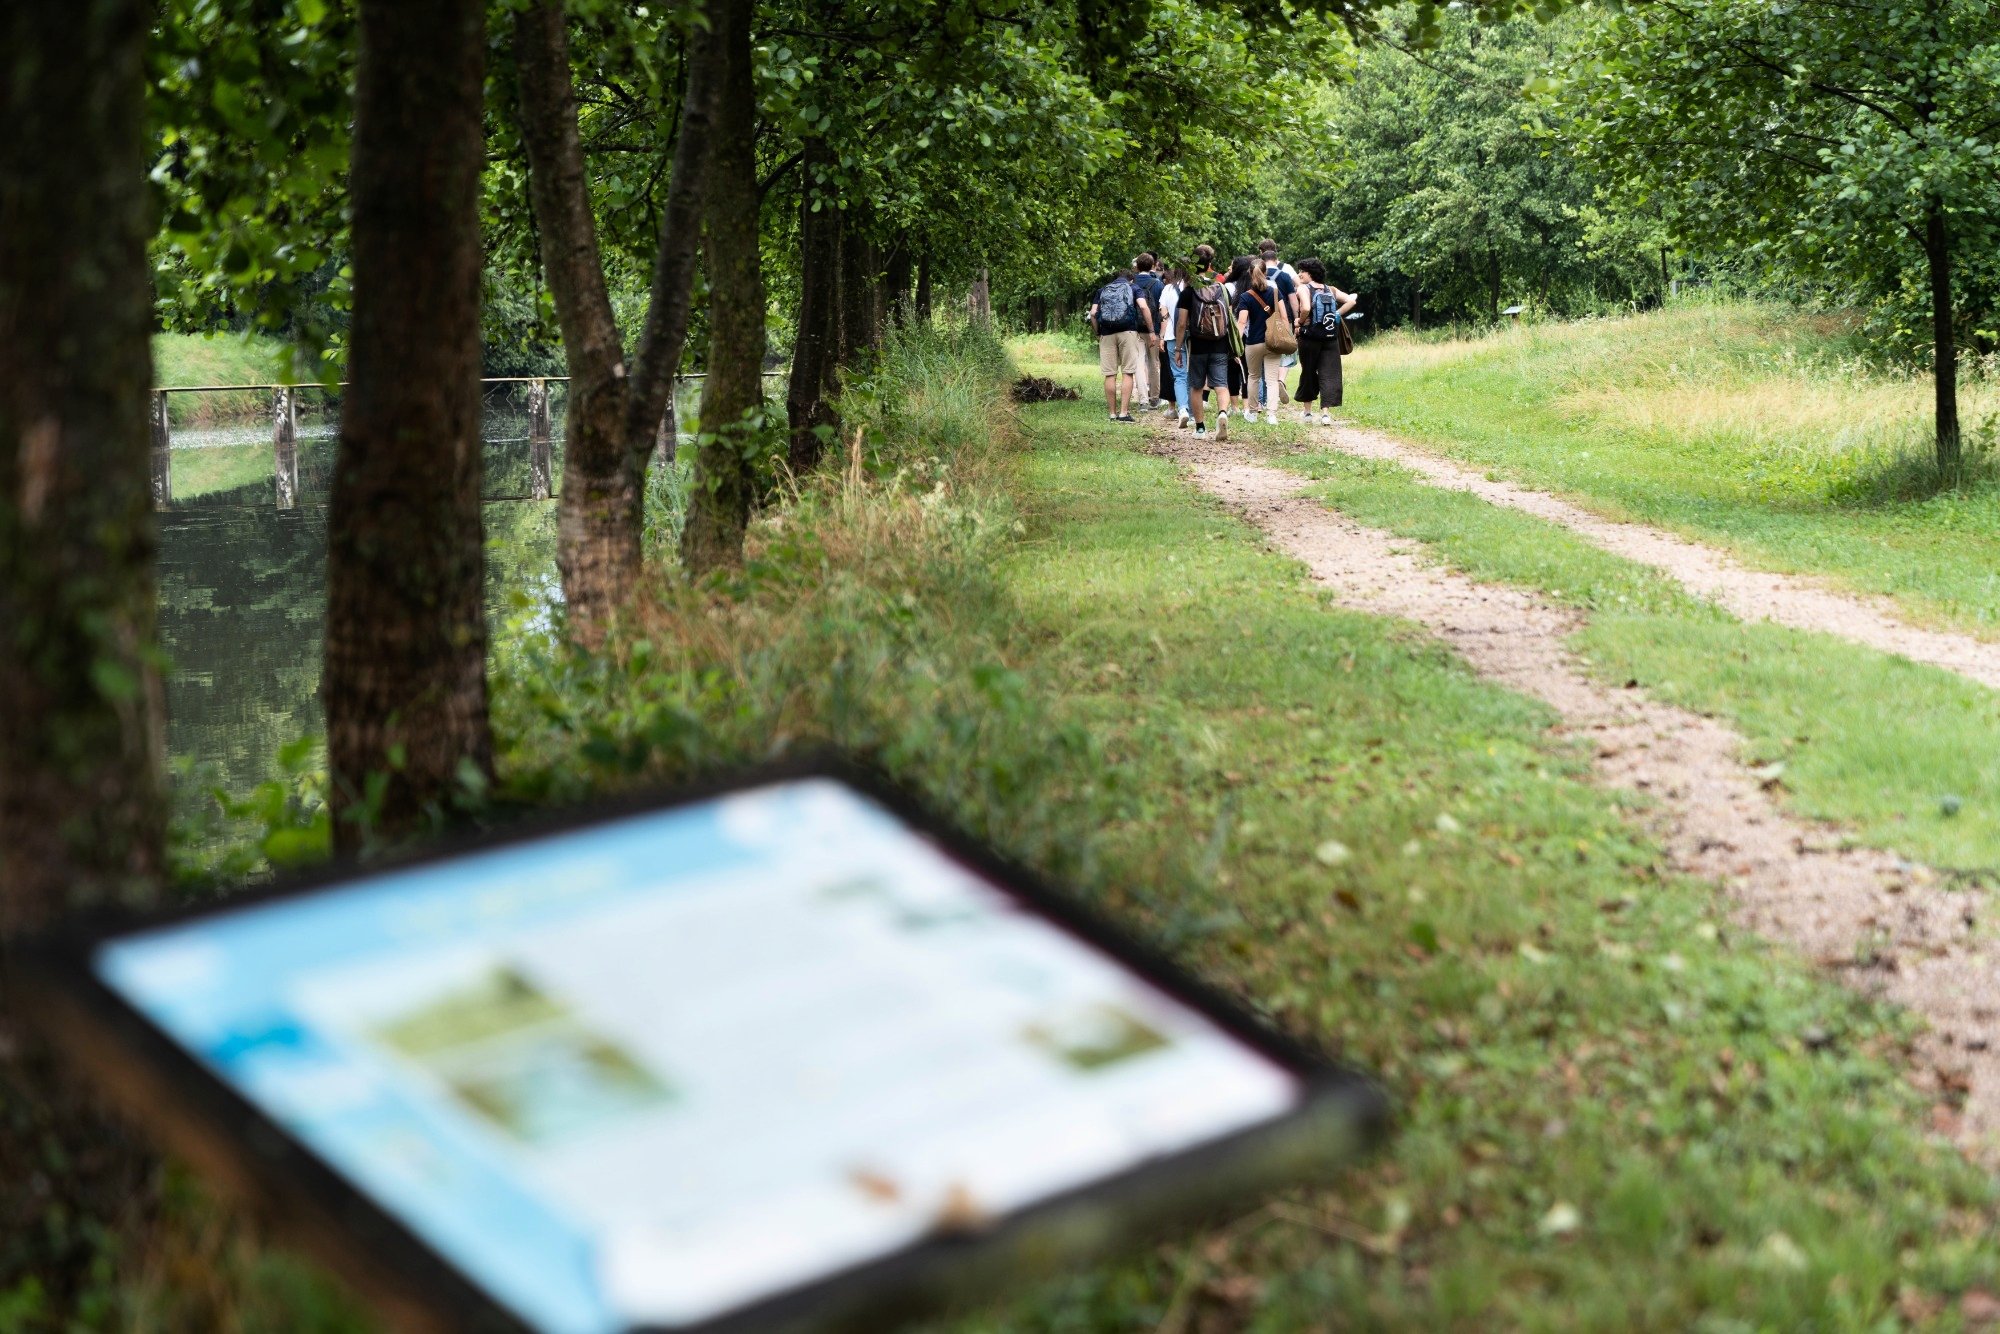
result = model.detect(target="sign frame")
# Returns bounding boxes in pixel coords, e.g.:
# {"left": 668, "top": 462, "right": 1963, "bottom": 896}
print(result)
{"left": 17, "top": 758, "right": 1390, "bottom": 1334}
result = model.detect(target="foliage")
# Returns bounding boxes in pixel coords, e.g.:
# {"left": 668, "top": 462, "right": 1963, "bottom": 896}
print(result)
{"left": 1557, "top": 0, "right": 2000, "bottom": 457}
{"left": 149, "top": 0, "right": 356, "bottom": 381}
{"left": 1259, "top": 11, "right": 1663, "bottom": 329}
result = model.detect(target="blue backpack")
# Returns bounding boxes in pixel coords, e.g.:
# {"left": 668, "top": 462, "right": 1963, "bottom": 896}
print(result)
{"left": 1302, "top": 286, "right": 1344, "bottom": 343}
{"left": 1097, "top": 279, "right": 1136, "bottom": 332}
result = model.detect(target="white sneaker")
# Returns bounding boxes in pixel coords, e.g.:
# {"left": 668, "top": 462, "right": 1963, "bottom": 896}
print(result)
{"left": 1320, "top": 413, "right": 1334, "bottom": 426}
{"left": 1301, "top": 410, "right": 1315, "bottom": 424}
{"left": 1178, "top": 412, "right": 1191, "bottom": 429}
{"left": 1244, "top": 410, "right": 1259, "bottom": 424}
{"left": 1215, "top": 411, "right": 1229, "bottom": 441}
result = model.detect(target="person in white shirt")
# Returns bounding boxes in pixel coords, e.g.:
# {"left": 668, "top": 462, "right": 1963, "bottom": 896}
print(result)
{"left": 1157, "top": 268, "right": 1191, "bottom": 424}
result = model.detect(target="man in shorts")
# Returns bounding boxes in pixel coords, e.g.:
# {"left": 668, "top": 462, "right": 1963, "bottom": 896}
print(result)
{"left": 1173, "top": 271, "right": 1234, "bottom": 440}
{"left": 1090, "top": 267, "right": 1151, "bottom": 422}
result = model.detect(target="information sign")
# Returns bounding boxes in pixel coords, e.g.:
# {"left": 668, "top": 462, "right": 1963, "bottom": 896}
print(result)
{"left": 23, "top": 769, "right": 1385, "bottom": 1333}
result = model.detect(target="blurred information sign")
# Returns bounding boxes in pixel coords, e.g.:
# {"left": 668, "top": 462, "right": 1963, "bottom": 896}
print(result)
{"left": 25, "top": 770, "right": 1384, "bottom": 1333}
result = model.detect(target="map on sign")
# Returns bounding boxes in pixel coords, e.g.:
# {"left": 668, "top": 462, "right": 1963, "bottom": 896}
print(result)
{"left": 89, "top": 778, "right": 1352, "bottom": 1334}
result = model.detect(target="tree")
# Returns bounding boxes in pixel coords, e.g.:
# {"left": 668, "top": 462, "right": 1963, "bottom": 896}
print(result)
{"left": 680, "top": 0, "right": 766, "bottom": 573}
{"left": 0, "top": 0, "right": 164, "bottom": 1312}
{"left": 509, "top": 0, "right": 723, "bottom": 643}
{"left": 1562, "top": 0, "right": 2000, "bottom": 471}
{"left": 322, "top": 0, "right": 493, "bottom": 849}
{"left": 1262, "top": 14, "right": 1660, "bottom": 330}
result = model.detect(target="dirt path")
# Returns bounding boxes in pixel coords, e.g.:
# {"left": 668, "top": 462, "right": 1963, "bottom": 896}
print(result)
{"left": 1305, "top": 421, "right": 2000, "bottom": 691}
{"left": 1154, "top": 431, "right": 2000, "bottom": 1145}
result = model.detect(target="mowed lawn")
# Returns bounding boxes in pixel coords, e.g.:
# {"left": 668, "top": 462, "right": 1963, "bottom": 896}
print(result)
{"left": 1338, "top": 304, "right": 2000, "bottom": 639}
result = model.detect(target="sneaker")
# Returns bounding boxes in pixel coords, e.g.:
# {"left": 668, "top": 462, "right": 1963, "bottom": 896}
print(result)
{"left": 1320, "top": 413, "right": 1334, "bottom": 426}
{"left": 1194, "top": 422, "right": 1208, "bottom": 438}
{"left": 1244, "top": 410, "right": 1259, "bottom": 424}
{"left": 1116, "top": 413, "right": 1136, "bottom": 423}
{"left": 1177, "top": 412, "right": 1192, "bottom": 429}
{"left": 1215, "top": 411, "right": 1229, "bottom": 441}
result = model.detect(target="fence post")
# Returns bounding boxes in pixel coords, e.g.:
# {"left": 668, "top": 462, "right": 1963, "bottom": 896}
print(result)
{"left": 527, "top": 378, "right": 553, "bottom": 500}
{"left": 272, "top": 386, "right": 298, "bottom": 510}
{"left": 149, "top": 390, "right": 172, "bottom": 510}
{"left": 653, "top": 378, "right": 677, "bottom": 468}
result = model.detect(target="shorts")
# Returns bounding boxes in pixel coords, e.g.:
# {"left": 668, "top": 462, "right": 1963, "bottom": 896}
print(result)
{"left": 1098, "top": 329, "right": 1143, "bottom": 377}
{"left": 1184, "top": 347, "right": 1231, "bottom": 392}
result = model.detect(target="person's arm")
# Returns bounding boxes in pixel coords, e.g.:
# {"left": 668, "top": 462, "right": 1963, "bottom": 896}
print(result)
{"left": 1335, "top": 286, "right": 1358, "bottom": 315}
{"left": 1089, "top": 301, "right": 1101, "bottom": 335}
{"left": 1140, "top": 301, "right": 1154, "bottom": 336}
{"left": 1173, "top": 305, "right": 1189, "bottom": 362}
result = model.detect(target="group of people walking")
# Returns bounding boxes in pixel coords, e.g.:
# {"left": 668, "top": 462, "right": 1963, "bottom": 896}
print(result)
{"left": 1088, "top": 240, "right": 1358, "bottom": 440}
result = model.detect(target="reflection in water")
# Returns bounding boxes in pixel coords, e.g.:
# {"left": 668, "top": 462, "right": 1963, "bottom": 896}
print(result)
{"left": 159, "top": 430, "right": 562, "bottom": 818}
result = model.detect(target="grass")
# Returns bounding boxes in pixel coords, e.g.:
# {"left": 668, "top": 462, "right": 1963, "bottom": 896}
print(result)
{"left": 1342, "top": 302, "right": 2000, "bottom": 638}
{"left": 115, "top": 323, "right": 2000, "bottom": 1331}
{"left": 152, "top": 332, "right": 295, "bottom": 426}
{"left": 1241, "top": 443, "right": 2000, "bottom": 873}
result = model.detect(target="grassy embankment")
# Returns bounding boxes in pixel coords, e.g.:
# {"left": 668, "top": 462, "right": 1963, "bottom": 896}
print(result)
{"left": 152, "top": 332, "right": 297, "bottom": 498}
{"left": 1341, "top": 302, "right": 2000, "bottom": 638}
{"left": 127, "top": 325, "right": 2000, "bottom": 1331}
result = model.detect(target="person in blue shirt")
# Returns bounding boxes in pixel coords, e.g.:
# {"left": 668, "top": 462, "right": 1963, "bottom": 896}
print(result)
{"left": 1232, "top": 256, "right": 1297, "bottom": 424}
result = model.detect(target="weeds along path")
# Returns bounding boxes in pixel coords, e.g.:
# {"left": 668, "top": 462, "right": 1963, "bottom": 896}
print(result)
{"left": 1153, "top": 429, "right": 2000, "bottom": 1144}
{"left": 1309, "top": 422, "right": 2000, "bottom": 692}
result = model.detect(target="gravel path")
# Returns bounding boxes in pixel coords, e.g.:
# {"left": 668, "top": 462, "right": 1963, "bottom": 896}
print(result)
{"left": 1156, "top": 431, "right": 2000, "bottom": 1145}
{"left": 1311, "top": 421, "right": 2000, "bottom": 690}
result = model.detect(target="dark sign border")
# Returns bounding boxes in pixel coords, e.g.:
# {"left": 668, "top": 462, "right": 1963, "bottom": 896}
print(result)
{"left": 15, "top": 756, "right": 1390, "bottom": 1334}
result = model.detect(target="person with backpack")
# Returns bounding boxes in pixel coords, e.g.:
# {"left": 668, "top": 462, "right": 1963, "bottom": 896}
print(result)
{"left": 1257, "top": 243, "right": 1300, "bottom": 409}
{"left": 1230, "top": 256, "right": 1295, "bottom": 425}
{"left": 1292, "top": 257, "right": 1358, "bottom": 425}
{"left": 1172, "top": 264, "right": 1236, "bottom": 439}
{"left": 1090, "top": 266, "right": 1152, "bottom": 422}
{"left": 1132, "top": 253, "right": 1166, "bottom": 409}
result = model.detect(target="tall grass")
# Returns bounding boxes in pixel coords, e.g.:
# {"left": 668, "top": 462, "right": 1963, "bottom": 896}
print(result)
{"left": 1356, "top": 301, "right": 2000, "bottom": 503}
{"left": 152, "top": 332, "right": 296, "bottom": 426}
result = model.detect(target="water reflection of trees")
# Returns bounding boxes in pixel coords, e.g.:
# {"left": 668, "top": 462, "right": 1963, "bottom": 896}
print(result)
{"left": 160, "top": 469, "right": 559, "bottom": 830}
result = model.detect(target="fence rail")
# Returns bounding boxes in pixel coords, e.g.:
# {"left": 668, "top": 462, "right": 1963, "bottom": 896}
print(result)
{"left": 146, "top": 370, "right": 788, "bottom": 511}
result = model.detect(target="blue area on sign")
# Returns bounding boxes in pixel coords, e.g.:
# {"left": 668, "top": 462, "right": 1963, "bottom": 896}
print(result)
{"left": 97, "top": 783, "right": 857, "bottom": 1334}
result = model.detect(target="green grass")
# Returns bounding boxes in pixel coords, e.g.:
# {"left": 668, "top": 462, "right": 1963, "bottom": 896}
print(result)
{"left": 1342, "top": 302, "right": 2000, "bottom": 638}
{"left": 1247, "top": 443, "right": 2000, "bottom": 873}
{"left": 152, "top": 332, "right": 294, "bottom": 426}
{"left": 126, "top": 325, "right": 2000, "bottom": 1332}
{"left": 169, "top": 443, "right": 274, "bottom": 499}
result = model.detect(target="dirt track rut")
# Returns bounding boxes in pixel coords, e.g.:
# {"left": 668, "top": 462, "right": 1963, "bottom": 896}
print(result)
{"left": 1314, "top": 421, "right": 2000, "bottom": 691}
{"left": 1155, "top": 430, "right": 2000, "bottom": 1145}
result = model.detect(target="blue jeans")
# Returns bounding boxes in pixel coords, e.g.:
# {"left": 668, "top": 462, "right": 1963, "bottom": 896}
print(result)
{"left": 1164, "top": 338, "right": 1191, "bottom": 415}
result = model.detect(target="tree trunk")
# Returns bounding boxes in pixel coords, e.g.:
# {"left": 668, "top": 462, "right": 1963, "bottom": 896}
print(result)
{"left": 838, "top": 214, "right": 883, "bottom": 363}
{"left": 966, "top": 267, "right": 992, "bottom": 322}
{"left": 0, "top": 0, "right": 164, "bottom": 1311}
{"left": 1488, "top": 253, "right": 1501, "bottom": 324}
{"left": 619, "top": 8, "right": 724, "bottom": 537}
{"left": 325, "top": 0, "right": 492, "bottom": 850}
{"left": 514, "top": 0, "right": 636, "bottom": 645}
{"left": 884, "top": 244, "right": 913, "bottom": 326}
{"left": 786, "top": 137, "right": 842, "bottom": 474}
{"left": 1925, "top": 204, "right": 1961, "bottom": 476}
{"left": 679, "top": 0, "right": 764, "bottom": 574}
{"left": 915, "top": 254, "right": 933, "bottom": 323}
{"left": 1411, "top": 282, "right": 1422, "bottom": 330}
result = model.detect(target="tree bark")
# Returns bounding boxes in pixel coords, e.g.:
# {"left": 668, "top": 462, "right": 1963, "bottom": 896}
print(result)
{"left": 966, "top": 267, "right": 992, "bottom": 322}
{"left": 884, "top": 244, "right": 913, "bottom": 326}
{"left": 838, "top": 210, "right": 883, "bottom": 363}
{"left": 1924, "top": 204, "right": 1961, "bottom": 476}
{"left": 787, "top": 138, "right": 842, "bottom": 474}
{"left": 619, "top": 5, "right": 724, "bottom": 529}
{"left": 679, "top": 0, "right": 765, "bottom": 574}
{"left": 915, "top": 254, "right": 933, "bottom": 323}
{"left": 0, "top": 0, "right": 164, "bottom": 1310}
{"left": 325, "top": 0, "right": 493, "bottom": 849}
{"left": 514, "top": 0, "right": 636, "bottom": 645}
